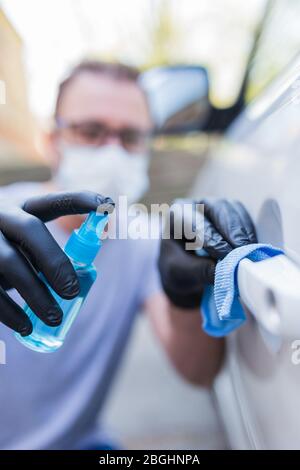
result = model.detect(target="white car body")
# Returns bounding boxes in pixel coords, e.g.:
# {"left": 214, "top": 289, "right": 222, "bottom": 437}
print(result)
{"left": 191, "top": 56, "right": 300, "bottom": 449}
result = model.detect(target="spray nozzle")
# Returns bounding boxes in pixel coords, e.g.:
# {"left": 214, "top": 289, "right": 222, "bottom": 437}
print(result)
{"left": 65, "top": 211, "right": 111, "bottom": 264}
{"left": 77, "top": 211, "right": 109, "bottom": 244}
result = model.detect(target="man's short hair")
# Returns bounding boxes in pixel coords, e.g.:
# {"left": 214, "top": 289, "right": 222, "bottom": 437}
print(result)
{"left": 55, "top": 60, "right": 141, "bottom": 117}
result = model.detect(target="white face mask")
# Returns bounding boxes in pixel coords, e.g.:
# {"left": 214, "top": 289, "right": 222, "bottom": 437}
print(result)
{"left": 54, "top": 144, "right": 150, "bottom": 205}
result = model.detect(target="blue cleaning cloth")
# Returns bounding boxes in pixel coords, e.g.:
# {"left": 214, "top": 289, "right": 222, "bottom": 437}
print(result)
{"left": 200, "top": 243, "right": 283, "bottom": 337}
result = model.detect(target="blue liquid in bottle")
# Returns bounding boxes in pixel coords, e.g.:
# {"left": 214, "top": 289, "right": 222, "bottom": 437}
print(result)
{"left": 15, "top": 211, "right": 109, "bottom": 353}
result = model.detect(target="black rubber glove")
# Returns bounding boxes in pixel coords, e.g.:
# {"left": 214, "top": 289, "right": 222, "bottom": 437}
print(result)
{"left": 158, "top": 198, "right": 257, "bottom": 309}
{"left": 0, "top": 190, "right": 114, "bottom": 336}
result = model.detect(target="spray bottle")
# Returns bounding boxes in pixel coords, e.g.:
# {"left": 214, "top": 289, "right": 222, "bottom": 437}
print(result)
{"left": 15, "top": 206, "right": 113, "bottom": 353}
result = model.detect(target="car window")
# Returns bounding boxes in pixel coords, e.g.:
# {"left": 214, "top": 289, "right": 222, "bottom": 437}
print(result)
{"left": 246, "top": 0, "right": 300, "bottom": 103}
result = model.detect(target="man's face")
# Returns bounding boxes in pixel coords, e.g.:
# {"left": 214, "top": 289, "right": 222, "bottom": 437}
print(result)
{"left": 50, "top": 71, "right": 153, "bottom": 165}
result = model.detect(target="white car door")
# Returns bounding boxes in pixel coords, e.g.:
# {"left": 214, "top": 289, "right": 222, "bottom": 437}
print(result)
{"left": 190, "top": 53, "right": 300, "bottom": 449}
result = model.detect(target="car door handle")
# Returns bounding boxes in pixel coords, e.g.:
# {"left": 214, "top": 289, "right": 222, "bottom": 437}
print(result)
{"left": 237, "top": 254, "right": 300, "bottom": 352}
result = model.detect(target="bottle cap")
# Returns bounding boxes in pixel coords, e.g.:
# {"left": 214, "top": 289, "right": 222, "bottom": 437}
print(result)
{"left": 65, "top": 212, "right": 109, "bottom": 264}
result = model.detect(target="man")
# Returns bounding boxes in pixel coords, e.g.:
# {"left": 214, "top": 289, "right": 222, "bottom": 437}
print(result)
{"left": 0, "top": 61, "right": 256, "bottom": 449}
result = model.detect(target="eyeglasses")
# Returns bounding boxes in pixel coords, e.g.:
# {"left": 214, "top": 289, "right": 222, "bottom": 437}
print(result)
{"left": 55, "top": 118, "right": 152, "bottom": 152}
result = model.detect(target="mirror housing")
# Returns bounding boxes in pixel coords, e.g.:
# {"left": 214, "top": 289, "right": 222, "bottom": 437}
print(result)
{"left": 140, "top": 65, "right": 211, "bottom": 134}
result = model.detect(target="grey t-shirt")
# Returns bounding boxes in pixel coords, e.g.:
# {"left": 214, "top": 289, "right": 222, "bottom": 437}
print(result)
{"left": 0, "top": 182, "right": 161, "bottom": 449}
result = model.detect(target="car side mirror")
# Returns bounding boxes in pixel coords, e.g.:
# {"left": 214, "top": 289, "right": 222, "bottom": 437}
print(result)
{"left": 140, "top": 65, "right": 211, "bottom": 134}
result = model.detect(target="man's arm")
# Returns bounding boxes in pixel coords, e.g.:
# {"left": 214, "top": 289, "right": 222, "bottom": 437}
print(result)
{"left": 153, "top": 199, "right": 257, "bottom": 387}
{"left": 146, "top": 292, "right": 225, "bottom": 387}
